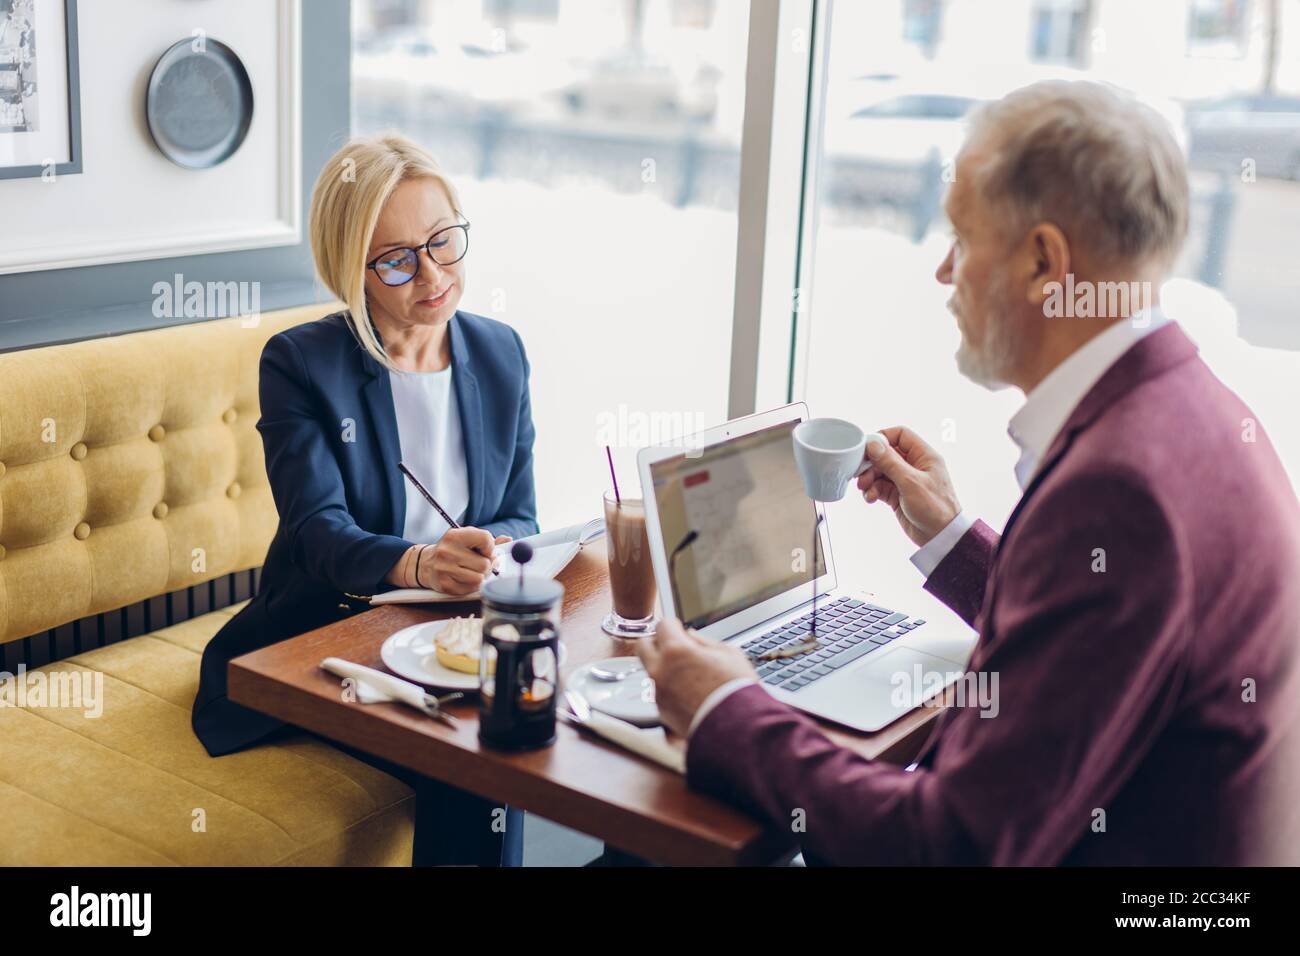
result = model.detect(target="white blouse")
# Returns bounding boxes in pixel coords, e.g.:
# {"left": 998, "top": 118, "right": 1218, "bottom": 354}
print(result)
{"left": 388, "top": 367, "right": 470, "bottom": 544}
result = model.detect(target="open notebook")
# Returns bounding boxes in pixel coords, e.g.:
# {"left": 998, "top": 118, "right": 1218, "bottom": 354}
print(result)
{"left": 370, "top": 518, "right": 606, "bottom": 605}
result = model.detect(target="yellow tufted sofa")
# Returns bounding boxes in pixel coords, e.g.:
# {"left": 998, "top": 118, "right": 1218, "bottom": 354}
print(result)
{"left": 0, "top": 304, "right": 414, "bottom": 865}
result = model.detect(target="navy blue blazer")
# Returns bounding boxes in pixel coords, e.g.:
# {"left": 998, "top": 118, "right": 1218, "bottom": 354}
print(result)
{"left": 192, "top": 309, "right": 539, "bottom": 756}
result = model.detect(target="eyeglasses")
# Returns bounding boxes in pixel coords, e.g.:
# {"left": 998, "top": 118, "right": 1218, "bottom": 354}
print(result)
{"left": 366, "top": 222, "right": 471, "bottom": 287}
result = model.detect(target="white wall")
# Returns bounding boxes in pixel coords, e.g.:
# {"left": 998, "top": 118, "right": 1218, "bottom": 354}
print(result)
{"left": 0, "top": 0, "right": 298, "bottom": 275}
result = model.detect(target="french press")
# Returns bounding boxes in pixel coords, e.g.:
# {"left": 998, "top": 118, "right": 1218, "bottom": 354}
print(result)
{"left": 478, "top": 542, "right": 565, "bottom": 751}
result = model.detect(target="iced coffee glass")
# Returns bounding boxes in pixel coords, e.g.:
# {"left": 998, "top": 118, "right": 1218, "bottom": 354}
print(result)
{"left": 601, "top": 492, "right": 658, "bottom": 638}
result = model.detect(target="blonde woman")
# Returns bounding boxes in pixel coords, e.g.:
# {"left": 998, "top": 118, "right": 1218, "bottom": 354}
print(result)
{"left": 193, "top": 134, "right": 537, "bottom": 866}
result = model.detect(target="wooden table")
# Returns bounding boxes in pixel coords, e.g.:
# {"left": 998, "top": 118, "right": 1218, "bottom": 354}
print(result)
{"left": 228, "top": 541, "right": 944, "bottom": 866}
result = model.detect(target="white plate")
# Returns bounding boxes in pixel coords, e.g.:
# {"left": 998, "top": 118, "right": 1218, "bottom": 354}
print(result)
{"left": 381, "top": 620, "right": 481, "bottom": 691}
{"left": 566, "top": 657, "right": 661, "bottom": 727}
{"left": 380, "top": 620, "right": 567, "bottom": 691}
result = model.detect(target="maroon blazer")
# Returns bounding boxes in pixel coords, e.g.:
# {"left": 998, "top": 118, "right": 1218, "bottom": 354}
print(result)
{"left": 688, "top": 324, "right": 1300, "bottom": 864}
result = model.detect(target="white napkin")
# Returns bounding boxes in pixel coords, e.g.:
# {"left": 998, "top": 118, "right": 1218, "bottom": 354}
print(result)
{"left": 351, "top": 678, "right": 396, "bottom": 704}
{"left": 321, "top": 658, "right": 422, "bottom": 706}
{"left": 577, "top": 709, "right": 686, "bottom": 774}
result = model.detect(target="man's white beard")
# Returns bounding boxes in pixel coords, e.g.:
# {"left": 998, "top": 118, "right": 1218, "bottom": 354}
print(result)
{"left": 956, "top": 335, "right": 1014, "bottom": 391}
{"left": 954, "top": 280, "right": 1017, "bottom": 391}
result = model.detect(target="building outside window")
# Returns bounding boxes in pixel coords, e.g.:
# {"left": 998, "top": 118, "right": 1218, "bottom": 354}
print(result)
{"left": 1188, "top": 0, "right": 1254, "bottom": 56}
{"left": 1029, "top": 0, "right": 1093, "bottom": 65}
{"left": 902, "top": 0, "right": 944, "bottom": 57}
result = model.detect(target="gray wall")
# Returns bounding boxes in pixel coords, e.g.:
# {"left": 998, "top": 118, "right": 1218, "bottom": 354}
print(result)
{"left": 0, "top": 0, "right": 352, "bottom": 353}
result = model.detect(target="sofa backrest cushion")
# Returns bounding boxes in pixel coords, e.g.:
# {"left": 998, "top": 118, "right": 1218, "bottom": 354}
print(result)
{"left": 0, "top": 304, "right": 335, "bottom": 645}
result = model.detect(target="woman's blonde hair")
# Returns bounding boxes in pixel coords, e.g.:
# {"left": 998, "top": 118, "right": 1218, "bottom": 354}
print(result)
{"left": 309, "top": 132, "right": 464, "bottom": 370}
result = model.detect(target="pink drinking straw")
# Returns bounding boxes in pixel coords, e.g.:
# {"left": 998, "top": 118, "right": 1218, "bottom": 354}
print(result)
{"left": 606, "top": 445, "right": 621, "bottom": 506}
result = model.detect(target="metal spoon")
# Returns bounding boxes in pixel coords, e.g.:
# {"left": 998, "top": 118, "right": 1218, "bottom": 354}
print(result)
{"left": 590, "top": 662, "right": 643, "bottom": 682}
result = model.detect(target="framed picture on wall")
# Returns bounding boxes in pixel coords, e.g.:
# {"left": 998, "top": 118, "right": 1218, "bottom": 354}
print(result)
{"left": 0, "top": 0, "right": 81, "bottom": 180}
{"left": 0, "top": 0, "right": 299, "bottom": 274}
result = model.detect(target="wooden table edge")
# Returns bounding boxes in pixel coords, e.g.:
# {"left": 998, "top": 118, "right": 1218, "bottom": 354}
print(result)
{"left": 226, "top": 546, "right": 949, "bottom": 866}
{"left": 230, "top": 659, "right": 799, "bottom": 865}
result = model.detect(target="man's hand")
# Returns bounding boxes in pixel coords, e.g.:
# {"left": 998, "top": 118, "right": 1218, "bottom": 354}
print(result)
{"left": 856, "top": 426, "right": 962, "bottom": 548}
{"left": 636, "top": 618, "right": 756, "bottom": 736}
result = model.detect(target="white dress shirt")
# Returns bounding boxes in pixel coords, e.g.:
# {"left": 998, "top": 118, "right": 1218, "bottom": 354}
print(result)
{"left": 389, "top": 367, "right": 470, "bottom": 544}
{"left": 909, "top": 307, "right": 1170, "bottom": 574}
{"left": 686, "top": 307, "right": 1171, "bottom": 740}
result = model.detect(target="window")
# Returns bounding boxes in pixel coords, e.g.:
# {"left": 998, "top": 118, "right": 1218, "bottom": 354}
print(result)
{"left": 364, "top": 0, "right": 424, "bottom": 33}
{"left": 351, "top": 0, "right": 750, "bottom": 528}
{"left": 1030, "top": 0, "right": 1092, "bottom": 66}
{"left": 1188, "top": 0, "right": 1253, "bottom": 56}
{"left": 903, "top": 0, "right": 944, "bottom": 57}
{"left": 485, "top": 0, "right": 560, "bottom": 21}
{"left": 851, "top": 94, "right": 978, "bottom": 120}
{"left": 793, "top": 0, "right": 1300, "bottom": 599}
{"left": 672, "top": 0, "right": 717, "bottom": 30}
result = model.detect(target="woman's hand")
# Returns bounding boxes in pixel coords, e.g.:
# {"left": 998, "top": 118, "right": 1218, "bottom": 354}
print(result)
{"left": 386, "top": 529, "right": 513, "bottom": 594}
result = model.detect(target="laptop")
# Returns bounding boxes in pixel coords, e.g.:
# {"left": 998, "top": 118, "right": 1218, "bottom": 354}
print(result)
{"left": 637, "top": 403, "right": 976, "bottom": 733}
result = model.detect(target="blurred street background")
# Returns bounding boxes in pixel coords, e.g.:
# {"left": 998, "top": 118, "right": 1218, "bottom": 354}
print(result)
{"left": 352, "top": 0, "right": 1300, "bottom": 606}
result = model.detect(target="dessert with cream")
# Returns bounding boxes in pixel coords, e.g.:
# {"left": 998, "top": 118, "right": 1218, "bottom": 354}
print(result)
{"left": 434, "top": 616, "right": 488, "bottom": 675}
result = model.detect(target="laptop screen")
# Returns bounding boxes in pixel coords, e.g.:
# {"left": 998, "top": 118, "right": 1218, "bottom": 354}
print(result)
{"left": 648, "top": 418, "right": 827, "bottom": 630}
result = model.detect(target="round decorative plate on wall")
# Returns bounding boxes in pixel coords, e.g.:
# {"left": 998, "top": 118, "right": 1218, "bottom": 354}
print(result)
{"left": 145, "top": 37, "right": 254, "bottom": 170}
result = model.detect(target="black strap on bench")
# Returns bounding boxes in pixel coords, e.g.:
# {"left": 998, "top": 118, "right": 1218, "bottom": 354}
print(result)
{"left": 0, "top": 567, "right": 262, "bottom": 673}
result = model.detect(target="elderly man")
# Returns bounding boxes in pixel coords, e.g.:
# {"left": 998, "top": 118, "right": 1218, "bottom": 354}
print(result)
{"left": 638, "top": 81, "right": 1300, "bottom": 865}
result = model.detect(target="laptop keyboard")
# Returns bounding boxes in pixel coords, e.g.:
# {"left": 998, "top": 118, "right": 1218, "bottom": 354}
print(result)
{"left": 740, "top": 597, "right": 925, "bottom": 693}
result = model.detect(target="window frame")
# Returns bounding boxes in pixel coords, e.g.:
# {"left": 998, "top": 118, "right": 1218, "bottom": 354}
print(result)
{"left": 727, "top": 0, "right": 827, "bottom": 417}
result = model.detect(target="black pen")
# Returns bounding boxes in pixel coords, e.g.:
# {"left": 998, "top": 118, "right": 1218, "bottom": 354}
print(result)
{"left": 398, "top": 462, "right": 500, "bottom": 576}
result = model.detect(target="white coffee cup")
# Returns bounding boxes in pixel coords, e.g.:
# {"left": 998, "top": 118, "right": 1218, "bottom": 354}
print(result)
{"left": 792, "top": 418, "right": 884, "bottom": 502}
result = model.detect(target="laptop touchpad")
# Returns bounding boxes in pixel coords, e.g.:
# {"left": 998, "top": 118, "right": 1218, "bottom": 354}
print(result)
{"left": 848, "top": 646, "right": 963, "bottom": 710}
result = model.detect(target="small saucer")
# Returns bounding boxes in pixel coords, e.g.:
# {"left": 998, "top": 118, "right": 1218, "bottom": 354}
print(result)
{"left": 566, "top": 657, "right": 660, "bottom": 727}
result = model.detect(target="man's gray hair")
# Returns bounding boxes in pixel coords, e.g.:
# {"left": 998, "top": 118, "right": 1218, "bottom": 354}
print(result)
{"left": 964, "top": 80, "right": 1189, "bottom": 268}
